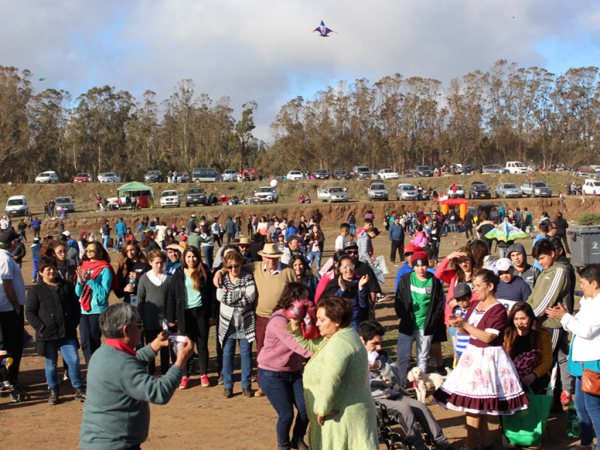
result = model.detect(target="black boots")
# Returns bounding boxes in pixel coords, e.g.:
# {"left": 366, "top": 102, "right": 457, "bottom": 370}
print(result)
{"left": 75, "top": 387, "right": 86, "bottom": 402}
{"left": 48, "top": 387, "right": 59, "bottom": 404}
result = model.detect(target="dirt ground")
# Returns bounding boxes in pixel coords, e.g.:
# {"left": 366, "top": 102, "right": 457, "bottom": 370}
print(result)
{"left": 0, "top": 221, "right": 585, "bottom": 449}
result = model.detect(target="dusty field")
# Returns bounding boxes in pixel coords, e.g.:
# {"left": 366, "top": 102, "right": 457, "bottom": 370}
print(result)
{"left": 0, "top": 216, "right": 585, "bottom": 449}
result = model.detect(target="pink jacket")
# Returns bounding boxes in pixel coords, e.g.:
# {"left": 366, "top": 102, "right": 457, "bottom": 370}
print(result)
{"left": 314, "top": 269, "right": 335, "bottom": 302}
{"left": 412, "top": 231, "right": 428, "bottom": 249}
{"left": 257, "top": 309, "right": 314, "bottom": 372}
{"left": 434, "top": 257, "right": 479, "bottom": 325}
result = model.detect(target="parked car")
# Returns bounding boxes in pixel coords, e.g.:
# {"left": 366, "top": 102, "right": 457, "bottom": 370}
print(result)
{"left": 578, "top": 166, "right": 595, "bottom": 173}
{"left": 415, "top": 166, "right": 434, "bottom": 177}
{"left": 401, "top": 174, "right": 416, "bottom": 179}
{"left": 144, "top": 170, "right": 163, "bottom": 183}
{"left": 521, "top": 182, "right": 552, "bottom": 198}
{"left": 377, "top": 169, "right": 399, "bottom": 180}
{"left": 253, "top": 187, "right": 278, "bottom": 203}
{"left": 447, "top": 184, "right": 466, "bottom": 199}
{"left": 463, "top": 165, "right": 480, "bottom": 174}
{"left": 54, "top": 196, "right": 75, "bottom": 213}
{"left": 314, "top": 169, "right": 330, "bottom": 180}
{"left": 468, "top": 182, "right": 492, "bottom": 199}
{"left": 582, "top": 179, "right": 600, "bottom": 195}
{"left": 396, "top": 183, "right": 419, "bottom": 201}
{"left": 590, "top": 165, "right": 600, "bottom": 173}
{"left": 98, "top": 172, "right": 122, "bottom": 183}
{"left": 73, "top": 173, "right": 92, "bottom": 183}
{"left": 368, "top": 183, "right": 389, "bottom": 201}
{"left": 286, "top": 170, "right": 305, "bottom": 181}
{"left": 495, "top": 183, "right": 523, "bottom": 198}
{"left": 317, "top": 187, "right": 348, "bottom": 202}
{"left": 185, "top": 187, "right": 207, "bottom": 207}
{"left": 333, "top": 167, "right": 350, "bottom": 180}
{"left": 192, "top": 168, "right": 220, "bottom": 182}
{"left": 5, "top": 195, "right": 29, "bottom": 217}
{"left": 160, "top": 190, "right": 180, "bottom": 208}
{"left": 222, "top": 170, "right": 238, "bottom": 182}
{"left": 352, "top": 166, "right": 373, "bottom": 180}
{"left": 176, "top": 172, "right": 190, "bottom": 183}
{"left": 505, "top": 161, "right": 528, "bottom": 174}
{"left": 35, "top": 171, "right": 59, "bottom": 184}
{"left": 482, "top": 165, "right": 509, "bottom": 174}
{"left": 242, "top": 168, "right": 258, "bottom": 181}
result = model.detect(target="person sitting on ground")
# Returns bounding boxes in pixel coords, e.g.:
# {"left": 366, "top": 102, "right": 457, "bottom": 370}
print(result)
{"left": 358, "top": 320, "right": 458, "bottom": 450}
{"left": 298, "top": 194, "right": 305, "bottom": 203}
{"left": 79, "top": 303, "right": 193, "bottom": 450}
{"left": 495, "top": 258, "right": 532, "bottom": 311}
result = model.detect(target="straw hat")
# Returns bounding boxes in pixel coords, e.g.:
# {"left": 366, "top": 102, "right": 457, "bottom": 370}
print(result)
{"left": 237, "top": 236, "right": 252, "bottom": 245}
{"left": 257, "top": 243, "right": 284, "bottom": 258}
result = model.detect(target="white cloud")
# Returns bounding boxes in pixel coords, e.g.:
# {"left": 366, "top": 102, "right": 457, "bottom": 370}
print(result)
{"left": 1, "top": 0, "right": 600, "bottom": 141}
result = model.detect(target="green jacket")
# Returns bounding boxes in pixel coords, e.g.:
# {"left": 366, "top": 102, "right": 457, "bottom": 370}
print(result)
{"left": 527, "top": 261, "right": 571, "bottom": 329}
{"left": 187, "top": 233, "right": 201, "bottom": 249}
{"left": 79, "top": 344, "right": 183, "bottom": 450}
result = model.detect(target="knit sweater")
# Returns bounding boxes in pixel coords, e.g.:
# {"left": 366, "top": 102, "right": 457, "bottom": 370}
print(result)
{"left": 244, "top": 262, "right": 296, "bottom": 318}
{"left": 79, "top": 344, "right": 183, "bottom": 450}
{"left": 137, "top": 273, "right": 172, "bottom": 331}
{"left": 216, "top": 271, "right": 256, "bottom": 345}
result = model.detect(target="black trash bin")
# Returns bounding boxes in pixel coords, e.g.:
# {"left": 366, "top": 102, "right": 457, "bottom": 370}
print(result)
{"left": 568, "top": 226, "right": 600, "bottom": 267}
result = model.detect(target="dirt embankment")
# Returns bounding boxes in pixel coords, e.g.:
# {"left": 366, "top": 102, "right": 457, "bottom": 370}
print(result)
{"left": 44, "top": 196, "right": 595, "bottom": 234}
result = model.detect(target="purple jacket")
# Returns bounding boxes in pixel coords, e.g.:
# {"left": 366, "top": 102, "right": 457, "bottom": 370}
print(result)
{"left": 257, "top": 309, "right": 314, "bottom": 372}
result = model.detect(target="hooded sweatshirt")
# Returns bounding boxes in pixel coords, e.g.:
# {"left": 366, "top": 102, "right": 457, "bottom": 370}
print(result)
{"left": 507, "top": 243, "right": 540, "bottom": 290}
{"left": 527, "top": 260, "right": 571, "bottom": 329}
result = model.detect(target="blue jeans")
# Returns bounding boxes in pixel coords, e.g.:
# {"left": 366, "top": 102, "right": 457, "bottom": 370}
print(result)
{"left": 397, "top": 329, "right": 433, "bottom": 386}
{"left": 222, "top": 323, "right": 252, "bottom": 389}
{"left": 258, "top": 368, "right": 309, "bottom": 450}
{"left": 350, "top": 224, "right": 357, "bottom": 235}
{"left": 203, "top": 246, "right": 214, "bottom": 271}
{"left": 116, "top": 233, "right": 125, "bottom": 251}
{"left": 102, "top": 235, "right": 109, "bottom": 250}
{"left": 44, "top": 337, "right": 83, "bottom": 389}
{"left": 575, "top": 376, "right": 600, "bottom": 449}
{"left": 307, "top": 251, "right": 321, "bottom": 270}
{"left": 33, "top": 259, "right": 40, "bottom": 281}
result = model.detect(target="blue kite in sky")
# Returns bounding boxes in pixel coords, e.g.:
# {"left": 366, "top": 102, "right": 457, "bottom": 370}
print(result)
{"left": 313, "top": 21, "right": 336, "bottom": 37}
{"left": 39, "top": 77, "right": 46, "bottom": 81}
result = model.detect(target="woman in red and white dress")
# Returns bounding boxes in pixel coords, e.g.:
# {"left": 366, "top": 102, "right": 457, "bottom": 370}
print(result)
{"left": 433, "top": 269, "right": 529, "bottom": 450}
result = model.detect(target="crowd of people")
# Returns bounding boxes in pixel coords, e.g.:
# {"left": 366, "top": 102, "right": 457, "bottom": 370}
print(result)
{"left": 0, "top": 204, "right": 597, "bottom": 450}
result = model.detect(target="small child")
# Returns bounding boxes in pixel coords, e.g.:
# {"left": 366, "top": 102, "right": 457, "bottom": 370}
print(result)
{"left": 31, "top": 237, "right": 42, "bottom": 283}
{"left": 451, "top": 282, "right": 472, "bottom": 367}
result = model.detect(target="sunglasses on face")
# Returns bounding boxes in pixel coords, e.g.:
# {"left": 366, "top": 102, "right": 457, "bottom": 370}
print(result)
{"left": 85, "top": 248, "right": 96, "bottom": 253}
{"left": 346, "top": 250, "right": 358, "bottom": 255}
{"left": 227, "top": 264, "right": 241, "bottom": 270}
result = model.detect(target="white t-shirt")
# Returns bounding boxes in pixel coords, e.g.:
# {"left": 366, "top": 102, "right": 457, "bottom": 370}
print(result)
{"left": 155, "top": 225, "right": 168, "bottom": 242}
{"left": 335, "top": 235, "right": 347, "bottom": 251}
{"left": 0, "top": 249, "right": 27, "bottom": 311}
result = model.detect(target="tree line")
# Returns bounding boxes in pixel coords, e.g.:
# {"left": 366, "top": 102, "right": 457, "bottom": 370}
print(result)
{"left": 1, "top": 60, "right": 599, "bottom": 183}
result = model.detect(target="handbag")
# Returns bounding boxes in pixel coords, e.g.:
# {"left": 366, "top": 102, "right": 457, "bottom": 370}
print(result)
{"left": 581, "top": 366, "right": 600, "bottom": 395}
{"left": 502, "top": 387, "right": 552, "bottom": 447}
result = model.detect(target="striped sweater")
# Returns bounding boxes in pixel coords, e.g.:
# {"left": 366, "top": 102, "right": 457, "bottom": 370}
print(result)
{"left": 216, "top": 271, "right": 256, "bottom": 345}
{"left": 527, "top": 261, "right": 571, "bottom": 329}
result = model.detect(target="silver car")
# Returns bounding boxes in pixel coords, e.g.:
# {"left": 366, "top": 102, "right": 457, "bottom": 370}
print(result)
{"left": 368, "top": 183, "right": 389, "bottom": 201}
{"left": 495, "top": 183, "right": 523, "bottom": 198}
{"left": 317, "top": 187, "right": 348, "bottom": 202}
{"left": 254, "top": 187, "right": 279, "bottom": 203}
{"left": 98, "top": 172, "right": 122, "bottom": 183}
{"left": 483, "top": 165, "right": 509, "bottom": 174}
{"left": 55, "top": 196, "right": 75, "bottom": 213}
{"left": 521, "top": 182, "right": 552, "bottom": 198}
{"left": 396, "top": 183, "right": 418, "bottom": 201}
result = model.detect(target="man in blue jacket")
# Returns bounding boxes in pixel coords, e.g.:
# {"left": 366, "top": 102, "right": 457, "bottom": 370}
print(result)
{"left": 115, "top": 218, "right": 127, "bottom": 252}
{"left": 395, "top": 244, "right": 414, "bottom": 292}
{"left": 388, "top": 217, "right": 405, "bottom": 264}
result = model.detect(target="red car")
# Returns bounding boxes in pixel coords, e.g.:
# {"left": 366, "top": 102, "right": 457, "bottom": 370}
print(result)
{"left": 242, "top": 168, "right": 257, "bottom": 181}
{"left": 73, "top": 173, "right": 92, "bottom": 183}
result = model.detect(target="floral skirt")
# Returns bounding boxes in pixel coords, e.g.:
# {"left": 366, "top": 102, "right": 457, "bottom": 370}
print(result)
{"left": 433, "top": 344, "right": 529, "bottom": 415}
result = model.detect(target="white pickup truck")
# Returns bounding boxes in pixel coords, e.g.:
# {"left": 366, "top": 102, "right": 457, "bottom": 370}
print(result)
{"left": 505, "top": 161, "right": 528, "bottom": 174}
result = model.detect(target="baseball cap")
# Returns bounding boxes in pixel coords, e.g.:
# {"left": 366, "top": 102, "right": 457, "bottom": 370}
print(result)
{"left": 403, "top": 244, "right": 415, "bottom": 254}
{"left": 79, "top": 230, "right": 90, "bottom": 238}
{"left": 63, "top": 230, "right": 71, "bottom": 237}
{"left": 496, "top": 258, "right": 514, "bottom": 272}
{"left": 0, "top": 230, "right": 19, "bottom": 246}
{"left": 411, "top": 251, "right": 428, "bottom": 266}
{"left": 453, "top": 283, "right": 472, "bottom": 299}
{"left": 344, "top": 241, "right": 358, "bottom": 249}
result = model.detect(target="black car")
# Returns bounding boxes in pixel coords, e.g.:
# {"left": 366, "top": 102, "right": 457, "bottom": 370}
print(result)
{"left": 314, "top": 169, "right": 330, "bottom": 180}
{"left": 415, "top": 166, "right": 434, "bottom": 177}
{"left": 144, "top": 170, "right": 163, "bottom": 183}
{"left": 186, "top": 187, "right": 207, "bottom": 207}
{"left": 464, "top": 165, "right": 480, "bottom": 174}
{"left": 469, "top": 181, "right": 492, "bottom": 199}
{"left": 333, "top": 168, "right": 350, "bottom": 180}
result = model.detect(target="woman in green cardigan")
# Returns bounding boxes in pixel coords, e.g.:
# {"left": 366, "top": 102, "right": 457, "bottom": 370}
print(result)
{"left": 288, "top": 296, "right": 378, "bottom": 450}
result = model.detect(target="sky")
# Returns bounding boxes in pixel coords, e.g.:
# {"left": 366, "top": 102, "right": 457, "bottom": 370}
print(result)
{"left": 2, "top": 0, "right": 600, "bottom": 142}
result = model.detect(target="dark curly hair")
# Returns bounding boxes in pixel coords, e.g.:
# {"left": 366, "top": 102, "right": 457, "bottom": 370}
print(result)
{"left": 272, "top": 282, "right": 308, "bottom": 314}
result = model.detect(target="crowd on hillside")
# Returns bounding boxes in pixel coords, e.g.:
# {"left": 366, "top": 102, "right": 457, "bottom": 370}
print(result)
{"left": 0, "top": 206, "right": 598, "bottom": 450}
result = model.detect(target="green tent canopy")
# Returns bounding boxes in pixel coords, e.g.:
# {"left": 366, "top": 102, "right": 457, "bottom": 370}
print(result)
{"left": 117, "top": 182, "right": 154, "bottom": 198}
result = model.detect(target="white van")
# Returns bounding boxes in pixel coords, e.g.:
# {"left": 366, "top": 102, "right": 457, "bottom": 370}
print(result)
{"left": 505, "top": 162, "right": 528, "bottom": 174}
{"left": 35, "top": 171, "right": 59, "bottom": 184}
{"left": 6, "top": 195, "right": 29, "bottom": 217}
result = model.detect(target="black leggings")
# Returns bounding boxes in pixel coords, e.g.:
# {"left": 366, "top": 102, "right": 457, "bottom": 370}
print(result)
{"left": 144, "top": 329, "right": 173, "bottom": 376}
{"left": 184, "top": 306, "right": 210, "bottom": 376}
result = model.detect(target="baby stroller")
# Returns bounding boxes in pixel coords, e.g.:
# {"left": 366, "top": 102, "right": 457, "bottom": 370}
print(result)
{"left": 376, "top": 401, "right": 436, "bottom": 450}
